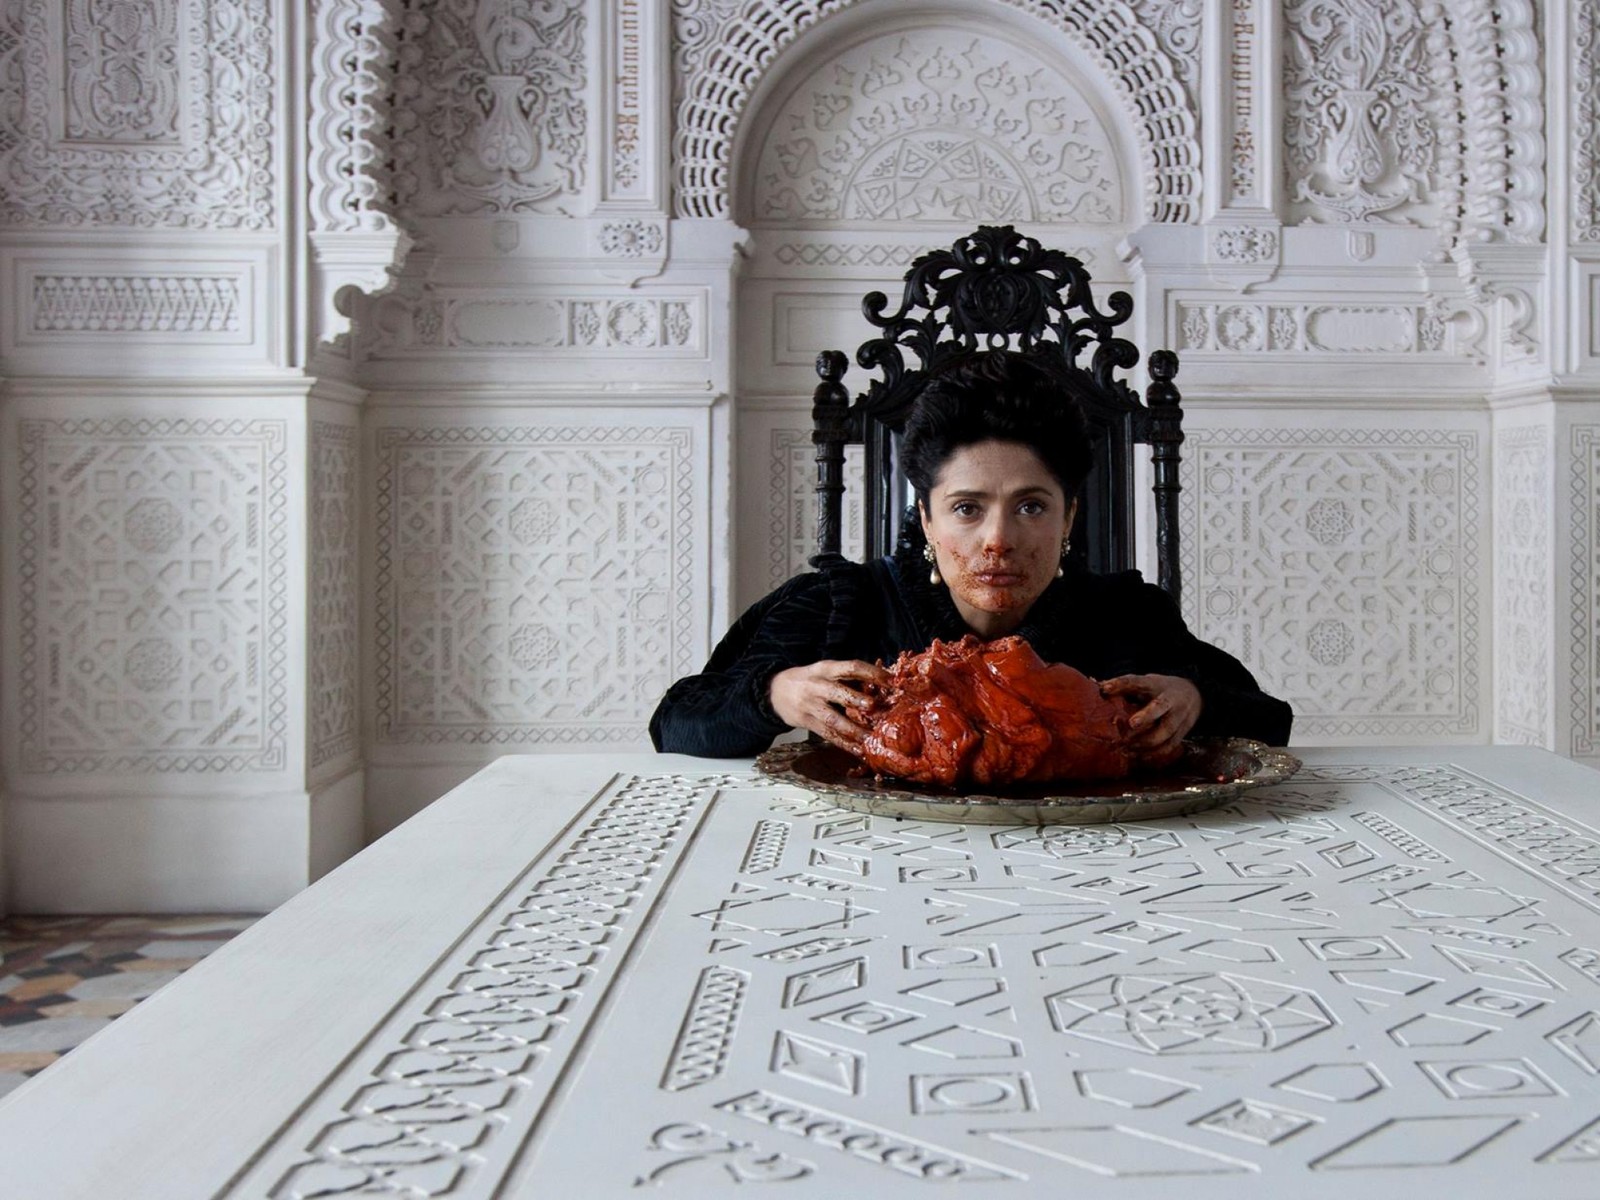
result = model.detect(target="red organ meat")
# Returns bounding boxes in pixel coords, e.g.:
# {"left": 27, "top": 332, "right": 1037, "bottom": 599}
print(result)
{"left": 856, "top": 635, "right": 1177, "bottom": 788}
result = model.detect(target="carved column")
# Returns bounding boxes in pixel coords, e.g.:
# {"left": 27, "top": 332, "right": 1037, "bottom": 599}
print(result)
{"left": 0, "top": 0, "right": 364, "bottom": 910}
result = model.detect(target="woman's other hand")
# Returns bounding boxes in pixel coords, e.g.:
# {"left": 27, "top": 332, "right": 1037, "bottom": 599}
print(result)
{"left": 769, "top": 660, "right": 889, "bottom": 751}
{"left": 1100, "top": 674, "right": 1202, "bottom": 757}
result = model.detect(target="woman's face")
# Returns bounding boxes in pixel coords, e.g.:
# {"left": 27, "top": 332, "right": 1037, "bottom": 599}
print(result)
{"left": 919, "top": 439, "right": 1075, "bottom": 639}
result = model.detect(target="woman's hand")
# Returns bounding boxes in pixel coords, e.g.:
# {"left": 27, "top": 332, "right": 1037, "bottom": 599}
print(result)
{"left": 769, "top": 660, "right": 889, "bottom": 752}
{"left": 1100, "top": 674, "right": 1202, "bottom": 757}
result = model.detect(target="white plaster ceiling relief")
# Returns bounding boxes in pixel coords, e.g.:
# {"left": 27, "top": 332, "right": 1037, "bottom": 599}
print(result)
{"left": 0, "top": 0, "right": 275, "bottom": 228}
{"left": 748, "top": 30, "right": 1123, "bottom": 224}
{"left": 1494, "top": 426, "right": 1550, "bottom": 747}
{"left": 672, "top": 0, "right": 1199, "bottom": 222}
{"left": 371, "top": 426, "right": 697, "bottom": 745}
{"left": 1180, "top": 429, "right": 1480, "bottom": 739}
{"left": 1284, "top": 0, "right": 1444, "bottom": 225}
{"left": 15, "top": 419, "right": 290, "bottom": 774}
{"left": 390, "top": 0, "right": 586, "bottom": 215}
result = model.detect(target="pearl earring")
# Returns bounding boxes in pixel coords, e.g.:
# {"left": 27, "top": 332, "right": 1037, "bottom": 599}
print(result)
{"left": 1057, "top": 536, "right": 1071, "bottom": 579}
{"left": 923, "top": 542, "right": 942, "bottom": 586}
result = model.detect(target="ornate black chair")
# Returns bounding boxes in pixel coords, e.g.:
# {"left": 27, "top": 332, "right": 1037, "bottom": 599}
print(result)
{"left": 809, "top": 224, "right": 1185, "bottom": 602}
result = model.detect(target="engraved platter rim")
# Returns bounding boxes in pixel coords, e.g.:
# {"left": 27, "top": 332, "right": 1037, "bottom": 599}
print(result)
{"left": 754, "top": 737, "right": 1302, "bottom": 825}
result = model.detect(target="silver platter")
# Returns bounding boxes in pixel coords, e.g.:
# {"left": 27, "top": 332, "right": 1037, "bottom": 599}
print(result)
{"left": 754, "top": 737, "right": 1302, "bottom": 825}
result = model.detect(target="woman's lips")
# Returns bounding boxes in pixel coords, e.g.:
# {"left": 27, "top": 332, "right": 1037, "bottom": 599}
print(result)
{"left": 974, "top": 571, "right": 1023, "bottom": 586}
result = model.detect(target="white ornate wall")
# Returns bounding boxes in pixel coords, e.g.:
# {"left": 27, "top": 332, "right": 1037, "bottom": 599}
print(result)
{"left": 0, "top": 0, "right": 1597, "bottom": 912}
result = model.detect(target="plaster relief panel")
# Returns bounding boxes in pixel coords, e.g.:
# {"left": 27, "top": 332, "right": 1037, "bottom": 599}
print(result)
{"left": 1284, "top": 0, "right": 1443, "bottom": 225}
{"left": 0, "top": 0, "right": 276, "bottom": 229}
{"left": 747, "top": 27, "right": 1125, "bottom": 225}
{"left": 390, "top": 0, "right": 586, "bottom": 215}
{"left": 15, "top": 418, "right": 289, "bottom": 773}
{"left": 1494, "top": 426, "right": 1551, "bottom": 747}
{"left": 310, "top": 420, "right": 359, "bottom": 767}
{"left": 1573, "top": 427, "right": 1600, "bottom": 757}
{"left": 674, "top": 0, "right": 1198, "bottom": 222}
{"left": 373, "top": 425, "right": 699, "bottom": 746}
{"left": 1577, "top": 2, "right": 1600, "bottom": 244}
{"left": 1182, "top": 429, "right": 1481, "bottom": 740}
{"left": 1176, "top": 299, "right": 1463, "bottom": 357}
{"left": 361, "top": 290, "right": 702, "bottom": 359}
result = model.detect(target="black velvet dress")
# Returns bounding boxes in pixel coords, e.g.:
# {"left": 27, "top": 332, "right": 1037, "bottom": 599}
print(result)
{"left": 650, "top": 542, "right": 1293, "bottom": 758}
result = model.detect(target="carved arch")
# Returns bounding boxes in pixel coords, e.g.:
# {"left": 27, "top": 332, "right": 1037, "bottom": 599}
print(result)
{"left": 672, "top": 0, "right": 1200, "bottom": 223}
{"left": 309, "top": 0, "right": 402, "bottom": 233}
{"left": 1438, "top": 0, "right": 1544, "bottom": 245}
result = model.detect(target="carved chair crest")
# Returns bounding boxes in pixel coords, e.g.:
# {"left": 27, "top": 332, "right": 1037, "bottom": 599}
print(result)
{"left": 810, "top": 224, "right": 1185, "bottom": 601}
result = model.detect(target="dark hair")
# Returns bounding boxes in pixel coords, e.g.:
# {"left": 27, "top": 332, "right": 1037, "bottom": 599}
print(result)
{"left": 900, "top": 350, "right": 1094, "bottom": 508}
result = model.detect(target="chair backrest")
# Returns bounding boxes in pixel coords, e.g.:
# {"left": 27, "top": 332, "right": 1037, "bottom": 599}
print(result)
{"left": 810, "top": 224, "right": 1185, "bottom": 602}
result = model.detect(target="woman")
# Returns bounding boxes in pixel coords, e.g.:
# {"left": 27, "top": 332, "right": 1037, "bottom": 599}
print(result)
{"left": 651, "top": 351, "right": 1292, "bottom": 758}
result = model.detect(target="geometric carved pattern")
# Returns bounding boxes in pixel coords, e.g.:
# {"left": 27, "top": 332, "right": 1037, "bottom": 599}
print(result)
{"left": 388, "top": 0, "right": 586, "bottom": 215}
{"left": 15, "top": 418, "right": 289, "bottom": 773}
{"left": 226, "top": 761, "right": 1600, "bottom": 1192}
{"left": 30, "top": 275, "right": 244, "bottom": 335}
{"left": 1493, "top": 426, "right": 1550, "bottom": 745}
{"left": 672, "top": 0, "right": 1199, "bottom": 222}
{"left": 748, "top": 27, "right": 1124, "bottom": 224}
{"left": 1573, "top": 427, "right": 1600, "bottom": 756}
{"left": 0, "top": 0, "right": 276, "bottom": 229}
{"left": 1182, "top": 428, "right": 1481, "bottom": 738}
{"left": 372, "top": 426, "right": 696, "bottom": 744}
{"left": 248, "top": 773, "right": 706, "bottom": 1198}
{"left": 310, "top": 421, "right": 359, "bottom": 767}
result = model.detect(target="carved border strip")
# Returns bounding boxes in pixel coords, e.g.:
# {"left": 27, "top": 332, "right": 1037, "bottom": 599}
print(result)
{"left": 1572, "top": 426, "right": 1600, "bottom": 756}
{"left": 228, "top": 772, "right": 726, "bottom": 1198}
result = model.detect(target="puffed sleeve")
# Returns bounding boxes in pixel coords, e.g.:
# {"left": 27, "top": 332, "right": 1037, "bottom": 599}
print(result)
{"left": 649, "top": 571, "right": 839, "bottom": 757}
{"left": 1097, "top": 574, "right": 1294, "bottom": 745}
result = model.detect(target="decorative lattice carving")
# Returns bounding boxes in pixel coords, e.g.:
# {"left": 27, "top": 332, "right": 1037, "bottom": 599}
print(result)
{"left": 1494, "top": 426, "right": 1550, "bottom": 746}
{"left": 1176, "top": 301, "right": 1461, "bottom": 355}
{"left": 672, "top": 0, "right": 1199, "bottom": 222}
{"left": 361, "top": 291, "right": 699, "bottom": 356}
{"left": 748, "top": 28, "right": 1123, "bottom": 225}
{"left": 389, "top": 0, "right": 586, "bottom": 215}
{"left": 1, "top": 0, "right": 275, "bottom": 229}
{"left": 1181, "top": 428, "right": 1480, "bottom": 739}
{"left": 373, "top": 426, "right": 697, "bottom": 744}
{"left": 16, "top": 419, "right": 289, "bottom": 773}
{"left": 30, "top": 275, "right": 243, "bottom": 334}
{"left": 1573, "top": 427, "right": 1600, "bottom": 756}
{"left": 311, "top": 421, "right": 359, "bottom": 766}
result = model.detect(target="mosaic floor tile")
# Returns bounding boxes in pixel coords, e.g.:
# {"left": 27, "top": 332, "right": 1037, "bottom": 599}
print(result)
{"left": 0, "top": 913, "right": 258, "bottom": 1087}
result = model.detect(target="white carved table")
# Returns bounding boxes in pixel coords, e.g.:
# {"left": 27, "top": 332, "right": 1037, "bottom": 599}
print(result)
{"left": 3, "top": 748, "right": 1600, "bottom": 1197}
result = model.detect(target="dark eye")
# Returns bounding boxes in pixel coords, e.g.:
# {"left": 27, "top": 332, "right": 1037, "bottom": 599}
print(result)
{"left": 951, "top": 501, "right": 980, "bottom": 519}
{"left": 1018, "top": 499, "right": 1048, "bottom": 516}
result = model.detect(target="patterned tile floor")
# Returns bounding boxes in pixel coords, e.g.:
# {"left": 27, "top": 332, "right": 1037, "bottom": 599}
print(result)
{"left": 0, "top": 914, "right": 258, "bottom": 1099}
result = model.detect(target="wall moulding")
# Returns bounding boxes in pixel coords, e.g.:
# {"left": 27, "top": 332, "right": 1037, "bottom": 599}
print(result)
{"left": 673, "top": 0, "right": 1199, "bottom": 223}
{"left": 1572, "top": 425, "right": 1600, "bottom": 757}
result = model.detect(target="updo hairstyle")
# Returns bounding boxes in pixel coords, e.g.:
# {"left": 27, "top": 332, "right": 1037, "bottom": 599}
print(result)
{"left": 900, "top": 350, "right": 1095, "bottom": 509}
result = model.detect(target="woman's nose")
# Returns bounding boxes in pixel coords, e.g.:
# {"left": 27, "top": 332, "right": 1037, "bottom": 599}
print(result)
{"left": 979, "top": 514, "right": 1015, "bottom": 551}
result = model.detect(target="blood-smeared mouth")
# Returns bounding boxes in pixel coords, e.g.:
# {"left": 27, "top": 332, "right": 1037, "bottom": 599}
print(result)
{"left": 974, "top": 571, "right": 1024, "bottom": 586}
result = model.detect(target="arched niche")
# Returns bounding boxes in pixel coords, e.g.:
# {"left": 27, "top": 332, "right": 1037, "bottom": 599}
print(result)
{"left": 678, "top": 0, "right": 1198, "bottom": 224}
{"left": 732, "top": 7, "right": 1143, "bottom": 229}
